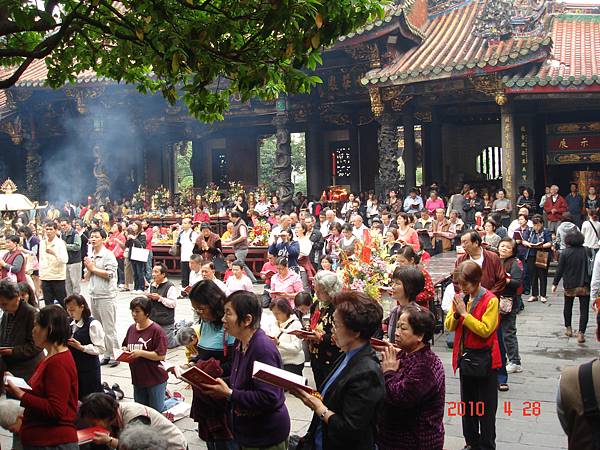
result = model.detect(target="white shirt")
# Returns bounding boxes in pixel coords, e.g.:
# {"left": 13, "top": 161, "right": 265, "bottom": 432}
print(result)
{"left": 71, "top": 319, "right": 106, "bottom": 356}
{"left": 226, "top": 275, "right": 253, "bottom": 293}
{"left": 297, "top": 236, "right": 312, "bottom": 257}
{"left": 353, "top": 224, "right": 369, "bottom": 241}
{"left": 179, "top": 229, "right": 199, "bottom": 262}
{"left": 188, "top": 269, "right": 203, "bottom": 288}
{"left": 508, "top": 219, "right": 533, "bottom": 238}
{"left": 470, "top": 253, "right": 484, "bottom": 268}
{"left": 582, "top": 219, "right": 600, "bottom": 249}
{"left": 273, "top": 317, "right": 304, "bottom": 366}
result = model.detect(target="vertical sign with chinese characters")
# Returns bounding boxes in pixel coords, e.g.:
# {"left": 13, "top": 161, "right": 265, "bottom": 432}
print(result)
{"left": 520, "top": 125, "right": 528, "bottom": 182}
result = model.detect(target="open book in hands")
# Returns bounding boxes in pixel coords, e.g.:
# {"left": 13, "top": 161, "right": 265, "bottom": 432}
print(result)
{"left": 285, "top": 329, "right": 317, "bottom": 339}
{"left": 180, "top": 366, "right": 220, "bottom": 388}
{"left": 77, "top": 426, "right": 109, "bottom": 445}
{"left": 113, "top": 349, "right": 134, "bottom": 363}
{"left": 252, "top": 361, "right": 319, "bottom": 397}
{"left": 4, "top": 375, "right": 32, "bottom": 390}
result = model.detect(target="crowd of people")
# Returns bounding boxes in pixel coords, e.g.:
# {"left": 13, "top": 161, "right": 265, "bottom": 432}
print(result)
{"left": 0, "top": 180, "right": 598, "bottom": 450}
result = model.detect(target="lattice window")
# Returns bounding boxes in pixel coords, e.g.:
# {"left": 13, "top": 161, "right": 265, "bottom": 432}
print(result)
{"left": 213, "top": 150, "right": 228, "bottom": 187}
{"left": 476, "top": 146, "right": 503, "bottom": 180}
{"left": 333, "top": 145, "right": 352, "bottom": 179}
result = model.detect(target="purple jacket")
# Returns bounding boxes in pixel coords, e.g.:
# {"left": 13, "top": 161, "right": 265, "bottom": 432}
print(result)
{"left": 228, "top": 328, "right": 290, "bottom": 447}
{"left": 377, "top": 345, "right": 445, "bottom": 450}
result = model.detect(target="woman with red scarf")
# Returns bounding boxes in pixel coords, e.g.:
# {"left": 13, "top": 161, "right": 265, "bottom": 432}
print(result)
{"left": 1, "top": 236, "right": 26, "bottom": 283}
{"left": 445, "top": 261, "right": 500, "bottom": 450}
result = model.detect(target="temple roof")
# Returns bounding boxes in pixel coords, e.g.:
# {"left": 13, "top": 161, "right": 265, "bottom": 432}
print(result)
{"left": 0, "top": 59, "right": 110, "bottom": 88}
{"left": 503, "top": 13, "right": 600, "bottom": 91}
{"left": 337, "top": 0, "right": 428, "bottom": 46}
{"left": 361, "top": 0, "right": 551, "bottom": 86}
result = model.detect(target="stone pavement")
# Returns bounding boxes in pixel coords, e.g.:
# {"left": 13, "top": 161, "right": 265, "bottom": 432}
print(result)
{"left": 2, "top": 257, "right": 598, "bottom": 449}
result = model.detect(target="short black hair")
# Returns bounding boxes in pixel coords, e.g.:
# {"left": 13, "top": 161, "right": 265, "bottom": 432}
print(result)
{"left": 18, "top": 226, "right": 33, "bottom": 238}
{"left": 130, "top": 296, "right": 152, "bottom": 316}
{"left": 400, "top": 304, "right": 436, "bottom": 344}
{"left": 564, "top": 231, "right": 584, "bottom": 247}
{"left": 397, "top": 245, "right": 420, "bottom": 265}
{"left": 89, "top": 228, "right": 104, "bottom": 237}
{"left": 79, "top": 393, "right": 119, "bottom": 423}
{"left": 232, "top": 261, "right": 244, "bottom": 269}
{"left": 392, "top": 266, "right": 425, "bottom": 302}
{"left": 6, "top": 235, "right": 20, "bottom": 245}
{"left": 225, "top": 291, "right": 262, "bottom": 329}
{"left": 36, "top": 305, "right": 72, "bottom": 345}
{"left": 153, "top": 262, "right": 168, "bottom": 275}
{"left": 189, "top": 280, "right": 225, "bottom": 326}
{"left": 44, "top": 220, "right": 58, "bottom": 229}
{"left": 0, "top": 280, "right": 19, "bottom": 300}
{"left": 462, "top": 229, "right": 482, "bottom": 245}
{"left": 294, "top": 292, "right": 313, "bottom": 308}
{"left": 230, "top": 210, "right": 241, "bottom": 218}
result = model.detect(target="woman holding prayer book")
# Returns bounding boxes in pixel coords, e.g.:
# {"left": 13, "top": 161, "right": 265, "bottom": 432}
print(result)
{"left": 200, "top": 290, "right": 291, "bottom": 450}
{"left": 291, "top": 290, "right": 385, "bottom": 450}
{"left": 270, "top": 298, "right": 305, "bottom": 375}
{"left": 5, "top": 305, "right": 79, "bottom": 449}
{"left": 121, "top": 296, "right": 168, "bottom": 413}
{"left": 377, "top": 304, "right": 445, "bottom": 450}
{"left": 184, "top": 279, "right": 236, "bottom": 449}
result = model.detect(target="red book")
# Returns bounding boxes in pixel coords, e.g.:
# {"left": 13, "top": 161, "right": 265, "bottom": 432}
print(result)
{"left": 252, "top": 361, "right": 316, "bottom": 396}
{"left": 180, "top": 366, "right": 219, "bottom": 388}
{"left": 113, "top": 349, "right": 134, "bottom": 363}
{"left": 77, "top": 426, "right": 109, "bottom": 444}
{"left": 370, "top": 338, "right": 400, "bottom": 349}
{"left": 286, "top": 329, "right": 316, "bottom": 339}
{"left": 513, "top": 230, "right": 522, "bottom": 241}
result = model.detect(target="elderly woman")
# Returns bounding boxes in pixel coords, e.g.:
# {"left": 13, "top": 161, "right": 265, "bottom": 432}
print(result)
{"left": 79, "top": 393, "right": 187, "bottom": 449}
{"left": 445, "top": 261, "right": 501, "bottom": 450}
{"left": 200, "top": 290, "right": 291, "bottom": 450}
{"left": 292, "top": 291, "right": 385, "bottom": 450}
{"left": 482, "top": 219, "right": 501, "bottom": 253}
{"left": 378, "top": 304, "right": 445, "bottom": 450}
{"left": 269, "top": 256, "right": 303, "bottom": 306}
{"left": 6, "top": 305, "right": 79, "bottom": 449}
{"left": 385, "top": 267, "right": 425, "bottom": 345}
{"left": 383, "top": 227, "right": 402, "bottom": 261}
{"left": 306, "top": 271, "right": 344, "bottom": 388}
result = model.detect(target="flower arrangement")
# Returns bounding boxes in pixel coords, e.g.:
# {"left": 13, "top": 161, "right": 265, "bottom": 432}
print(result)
{"left": 203, "top": 182, "right": 221, "bottom": 205}
{"left": 132, "top": 185, "right": 146, "bottom": 212}
{"left": 151, "top": 185, "right": 170, "bottom": 210}
{"left": 178, "top": 186, "right": 194, "bottom": 210}
{"left": 338, "top": 230, "right": 390, "bottom": 301}
{"left": 248, "top": 220, "right": 270, "bottom": 246}
{"left": 228, "top": 181, "right": 245, "bottom": 201}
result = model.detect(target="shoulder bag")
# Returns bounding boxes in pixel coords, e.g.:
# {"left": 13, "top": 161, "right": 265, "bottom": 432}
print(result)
{"left": 458, "top": 294, "right": 492, "bottom": 377}
{"left": 499, "top": 296, "right": 513, "bottom": 315}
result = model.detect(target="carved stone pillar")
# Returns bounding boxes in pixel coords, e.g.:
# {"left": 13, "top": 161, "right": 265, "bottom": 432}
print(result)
{"left": 93, "top": 142, "right": 111, "bottom": 204}
{"left": 377, "top": 112, "right": 398, "bottom": 196}
{"left": 273, "top": 113, "right": 294, "bottom": 213}
{"left": 24, "top": 138, "right": 41, "bottom": 201}
{"left": 403, "top": 112, "right": 416, "bottom": 191}
{"left": 500, "top": 105, "right": 518, "bottom": 206}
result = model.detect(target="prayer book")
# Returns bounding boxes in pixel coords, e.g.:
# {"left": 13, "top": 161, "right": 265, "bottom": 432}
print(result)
{"left": 4, "top": 375, "right": 31, "bottom": 390}
{"left": 512, "top": 231, "right": 522, "bottom": 241}
{"left": 113, "top": 349, "right": 134, "bottom": 363}
{"left": 370, "top": 338, "right": 400, "bottom": 349}
{"left": 0, "top": 346, "right": 13, "bottom": 351}
{"left": 180, "top": 366, "right": 220, "bottom": 388}
{"left": 252, "top": 361, "right": 316, "bottom": 395}
{"left": 77, "top": 426, "right": 109, "bottom": 444}
{"left": 286, "top": 329, "right": 316, "bottom": 339}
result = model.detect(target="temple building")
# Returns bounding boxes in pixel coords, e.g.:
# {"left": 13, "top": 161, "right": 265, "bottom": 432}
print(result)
{"left": 1, "top": 0, "right": 599, "bottom": 208}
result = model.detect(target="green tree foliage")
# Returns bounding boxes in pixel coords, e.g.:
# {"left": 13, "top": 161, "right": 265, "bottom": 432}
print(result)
{"left": 259, "top": 133, "right": 306, "bottom": 194}
{"left": 0, "top": 0, "right": 385, "bottom": 121}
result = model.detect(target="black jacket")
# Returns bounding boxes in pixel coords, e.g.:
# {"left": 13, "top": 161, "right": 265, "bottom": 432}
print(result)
{"left": 553, "top": 246, "right": 591, "bottom": 289}
{"left": 306, "top": 344, "right": 385, "bottom": 450}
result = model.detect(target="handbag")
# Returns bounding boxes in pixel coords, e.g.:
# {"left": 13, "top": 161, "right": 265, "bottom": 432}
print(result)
{"left": 130, "top": 246, "right": 150, "bottom": 262}
{"left": 499, "top": 296, "right": 513, "bottom": 315}
{"left": 169, "top": 232, "right": 181, "bottom": 257}
{"left": 4, "top": 267, "right": 17, "bottom": 283}
{"left": 459, "top": 347, "right": 492, "bottom": 377}
{"left": 535, "top": 250, "right": 548, "bottom": 269}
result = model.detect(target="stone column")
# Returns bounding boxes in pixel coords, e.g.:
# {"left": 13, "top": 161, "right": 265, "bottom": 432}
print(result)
{"left": 92, "top": 142, "right": 111, "bottom": 204}
{"left": 403, "top": 112, "right": 417, "bottom": 191}
{"left": 273, "top": 113, "right": 294, "bottom": 213}
{"left": 305, "top": 118, "right": 322, "bottom": 198}
{"left": 500, "top": 105, "right": 518, "bottom": 205}
{"left": 377, "top": 112, "right": 398, "bottom": 196}
{"left": 24, "top": 139, "right": 41, "bottom": 201}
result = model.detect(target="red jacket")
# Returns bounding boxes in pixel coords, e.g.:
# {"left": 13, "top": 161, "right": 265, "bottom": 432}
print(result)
{"left": 543, "top": 195, "right": 568, "bottom": 223}
{"left": 451, "top": 289, "right": 501, "bottom": 372}
{"left": 455, "top": 249, "right": 506, "bottom": 298}
{"left": 2, "top": 249, "right": 26, "bottom": 282}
